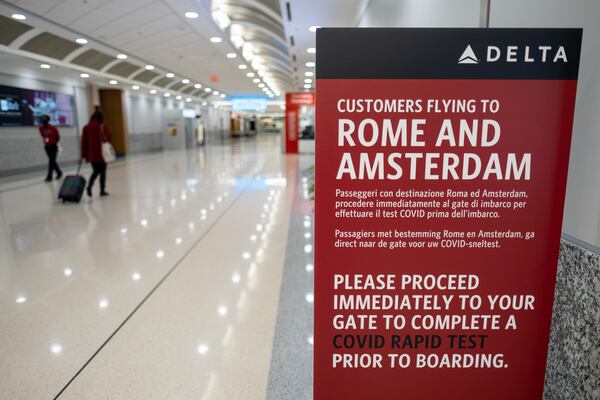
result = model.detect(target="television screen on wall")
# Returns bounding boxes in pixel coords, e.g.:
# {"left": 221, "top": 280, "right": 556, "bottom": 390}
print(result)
{"left": 0, "top": 85, "right": 75, "bottom": 127}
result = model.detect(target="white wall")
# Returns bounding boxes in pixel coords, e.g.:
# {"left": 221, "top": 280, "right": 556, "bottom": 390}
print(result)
{"left": 358, "top": 0, "right": 480, "bottom": 27}
{"left": 0, "top": 55, "right": 90, "bottom": 173}
{"left": 489, "top": 0, "right": 600, "bottom": 247}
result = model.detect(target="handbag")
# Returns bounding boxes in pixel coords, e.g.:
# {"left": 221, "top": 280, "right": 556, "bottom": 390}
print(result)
{"left": 101, "top": 125, "right": 116, "bottom": 163}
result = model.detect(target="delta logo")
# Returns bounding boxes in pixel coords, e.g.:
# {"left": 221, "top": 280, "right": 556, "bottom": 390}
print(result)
{"left": 458, "top": 44, "right": 568, "bottom": 64}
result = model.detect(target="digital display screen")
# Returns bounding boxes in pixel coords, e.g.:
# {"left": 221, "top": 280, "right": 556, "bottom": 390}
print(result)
{"left": 0, "top": 84, "right": 75, "bottom": 127}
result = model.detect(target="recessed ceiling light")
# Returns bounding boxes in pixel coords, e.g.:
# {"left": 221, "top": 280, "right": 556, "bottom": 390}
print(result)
{"left": 202, "top": 101, "right": 208, "bottom": 106}
{"left": 304, "top": 78, "right": 312, "bottom": 83}
{"left": 238, "top": 64, "right": 247, "bottom": 70}
{"left": 150, "top": 89, "right": 157, "bottom": 94}
{"left": 40, "top": 64, "right": 50, "bottom": 69}
{"left": 258, "top": 83, "right": 265, "bottom": 88}
{"left": 186, "top": 98, "right": 192, "bottom": 102}
{"left": 226, "top": 53, "right": 237, "bottom": 59}
{"left": 307, "top": 47, "right": 316, "bottom": 54}
{"left": 176, "top": 95, "right": 182, "bottom": 100}
{"left": 194, "top": 83, "right": 202, "bottom": 89}
{"left": 212, "top": 91, "right": 219, "bottom": 95}
{"left": 246, "top": 72, "right": 255, "bottom": 77}
{"left": 11, "top": 13, "right": 26, "bottom": 20}
{"left": 304, "top": 84, "right": 311, "bottom": 89}
{"left": 309, "top": 25, "right": 321, "bottom": 32}
{"left": 220, "top": 93, "right": 226, "bottom": 98}
{"left": 204, "top": 87, "right": 211, "bottom": 92}
{"left": 145, "top": 65, "right": 154, "bottom": 70}
{"left": 185, "top": 11, "right": 199, "bottom": 19}
{"left": 166, "top": 72, "right": 175, "bottom": 78}
{"left": 80, "top": 73, "right": 90, "bottom": 78}
{"left": 210, "top": 37, "right": 222, "bottom": 43}
{"left": 117, "top": 54, "right": 127, "bottom": 59}
{"left": 132, "top": 85, "right": 140, "bottom": 90}
{"left": 182, "top": 79, "right": 190, "bottom": 84}
{"left": 305, "top": 71, "right": 314, "bottom": 77}
{"left": 305, "top": 61, "right": 315, "bottom": 67}
{"left": 75, "top": 38, "right": 88, "bottom": 44}
{"left": 253, "top": 78, "right": 260, "bottom": 83}
{"left": 109, "top": 80, "right": 118, "bottom": 85}
{"left": 163, "top": 93, "right": 170, "bottom": 97}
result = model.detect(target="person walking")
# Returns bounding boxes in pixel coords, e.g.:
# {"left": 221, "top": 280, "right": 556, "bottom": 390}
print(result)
{"left": 81, "top": 111, "right": 112, "bottom": 197}
{"left": 39, "top": 115, "right": 62, "bottom": 181}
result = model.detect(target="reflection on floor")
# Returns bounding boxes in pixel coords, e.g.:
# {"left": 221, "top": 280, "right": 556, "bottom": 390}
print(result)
{"left": 0, "top": 136, "right": 313, "bottom": 399}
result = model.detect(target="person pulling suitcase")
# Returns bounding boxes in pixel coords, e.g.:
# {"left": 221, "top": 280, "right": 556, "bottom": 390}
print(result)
{"left": 80, "top": 111, "right": 113, "bottom": 197}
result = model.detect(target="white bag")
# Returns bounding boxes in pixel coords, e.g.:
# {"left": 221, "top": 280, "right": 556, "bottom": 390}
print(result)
{"left": 102, "top": 142, "right": 116, "bottom": 163}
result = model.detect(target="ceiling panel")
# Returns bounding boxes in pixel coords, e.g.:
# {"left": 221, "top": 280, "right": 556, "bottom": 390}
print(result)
{"left": 20, "top": 32, "right": 81, "bottom": 60}
{"left": 0, "top": 14, "right": 34, "bottom": 45}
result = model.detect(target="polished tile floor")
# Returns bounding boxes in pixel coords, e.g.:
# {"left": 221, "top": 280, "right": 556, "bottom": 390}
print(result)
{"left": 0, "top": 136, "right": 312, "bottom": 399}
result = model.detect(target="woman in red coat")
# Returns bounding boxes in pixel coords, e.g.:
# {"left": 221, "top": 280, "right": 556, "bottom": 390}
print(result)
{"left": 81, "top": 111, "right": 112, "bottom": 197}
{"left": 39, "top": 115, "right": 63, "bottom": 181}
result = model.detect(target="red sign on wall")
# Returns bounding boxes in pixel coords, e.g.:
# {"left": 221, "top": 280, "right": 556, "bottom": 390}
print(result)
{"left": 315, "top": 28, "right": 581, "bottom": 399}
{"left": 285, "top": 92, "right": 315, "bottom": 153}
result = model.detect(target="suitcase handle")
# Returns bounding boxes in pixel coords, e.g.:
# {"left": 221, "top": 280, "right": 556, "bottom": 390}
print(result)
{"left": 77, "top": 159, "right": 82, "bottom": 175}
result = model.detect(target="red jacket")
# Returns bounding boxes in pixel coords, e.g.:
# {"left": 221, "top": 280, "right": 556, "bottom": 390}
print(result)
{"left": 81, "top": 119, "right": 112, "bottom": 163}
{"left": 39, "top": 124, "right": 60, "bottom": 145}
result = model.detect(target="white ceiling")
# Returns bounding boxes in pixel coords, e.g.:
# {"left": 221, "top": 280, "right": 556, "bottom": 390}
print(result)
{"left": 1, "top": 0, "right": 369, "bottom": 96}
{"left": 280, "top": 0, "right": 368, "bottom": 90}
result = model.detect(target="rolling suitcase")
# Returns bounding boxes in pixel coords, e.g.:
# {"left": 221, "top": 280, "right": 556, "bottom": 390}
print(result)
{"left": 58, "top": 161, "right": 86, "bottom": 203}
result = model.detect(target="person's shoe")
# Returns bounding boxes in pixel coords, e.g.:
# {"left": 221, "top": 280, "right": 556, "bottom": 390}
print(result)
{"left": 56, "top": 172, "right": 63, "bottom": 180}
{"left": 86, "top": 186, "right": 93, "bottom": 197}
{"left": 100, "top": 191, "right": 109, "bottom": 197}
{"left": 44, "top": 177, "right": 52, "bottom": 182}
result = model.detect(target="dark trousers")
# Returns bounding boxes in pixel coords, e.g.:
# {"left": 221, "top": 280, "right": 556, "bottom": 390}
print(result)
{"left": 89, "top": 162, "right": 107, "bottom": 192}
{"left": 44, "top": 144, "right": 62, "bottom": 179}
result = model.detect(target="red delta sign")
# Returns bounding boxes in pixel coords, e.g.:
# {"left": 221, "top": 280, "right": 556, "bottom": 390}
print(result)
{"left": 285, "top": 92, "right": 315, "bottom": 153}
{"left": 314, "top": 28, "right": 582, "bottom": 400}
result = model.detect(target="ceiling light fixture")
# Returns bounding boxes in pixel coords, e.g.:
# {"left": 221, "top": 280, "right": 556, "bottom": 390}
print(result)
{"left": 210, "top": 37, "right": 222, "bottom": 43}
{"left": 204, "top": 87, "right": 211, "bottom": 92}
{"left": 186, "top": 98, "right": 192, "bottom": 102}
{"left": 253, "top": 78, "right": 260, "bottom": 83}
{"left": 304, "top": 78, "right": 313, "bottom": 83}
{"left": 11, "top": 13, "right": 26, "bottom": 20}
{"left": 163, "top": 93, "right": 171, "bottom": 97}
{"left": 305, "top": 61, "right": 315, "bottom": 67}
{"left": 150, "top": 89, "right": 157, "bottom": 94}
{"left": 145, "top": 65, "right": 154, "bottom": 70}
{"left": 309, "top": 25, "right": 321, "bottom": 32}
{"left": 304, "top": 84, "right": 311, "bottom": 89}
{"left": 166, "top": 72, "right": 175, "bottom": 78}
{"left": 182, "top": 79, "right": 190, "bottom": 84}
{"left": 246, "top": 72, "right": 255, "bottom": 77}
{"left": 185, "top": 11, "right": 199, "bottom": 19}
{"left": 117, "top": 54, "right": 127, "bottom": 59}
{"left": 258, "top": 83, "right": 265, "bottom": 88}
{"left": 220, "top": 93, "right": 226, "bottom": 98}
{"left": 132, "top": 85, "right": 140, "bottom": 90}
{"left": 75, "top": 38, "right": 88, "bottom": 44}
{"left": 202, "top": 101, "right": 208, "bottom": 106}
{"left": 305, "top": 71, "right": 314, "bottom": 77}
{"left": 226, "top": 53, "right": 237, "bottom": 59}
{"left": 194, "top": 83, "right": 202, "bottom": 89}
{"left": 80, "top": 73, "right": 90, "bottom": 78}
{"left": 238, "top": 64, "right": 247, "bottom": 70}
{"left": 109, "top": 80, "right": 118, "bottom": 85}
{"left": 213, "top": 91, "right": 219, "bottom": 95}
{"left": 307, "top": 47, "right": 316, "bottom": 54}
{"left": 40, "top": 64, "right": 50, "bottom": 69}
{"left": 176, "top": 95, "right": 182, "bottom": 100}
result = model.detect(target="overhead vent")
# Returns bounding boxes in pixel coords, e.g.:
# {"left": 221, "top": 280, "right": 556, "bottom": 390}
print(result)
{"left": 192, "top": 89, "right": 204, "bottom": 96}
{"left": 72, "top": 49, "right": 115, "bottom": 70}
{"left": 181, "top": 86, "right": 195, "bottom": 94}
{"left": 132, "top": 70, "right": 159, "bottom": 83}
{"left": 106, "top": 61, "right": 140, "bottom": 78}
{"left": 290, "top": 35, "right": 295, "bottom": 46}
{"left": 0, "top": 15, "right": 34, "bottom": 45}
{"left": 20, "top": 32, "right": 80, "bottom": 60}
{"left": 286, "top": 2, "right": 291, "bottom": 21}
{"left": 170, "top": 82, "right": 185, "bottom": 91}
{"left": 154, "top": 77, "right": 174, "bottom": 87}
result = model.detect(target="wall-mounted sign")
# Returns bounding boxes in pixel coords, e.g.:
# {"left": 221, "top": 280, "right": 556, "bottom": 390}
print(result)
{"left": 232, "top": 98, "right": 267, "bottom": 112}
{"left": 0, "top": 84, "right": 75, "bottom": 126}
{"left": 315, "top": 28, "right": 582, "bottom": 400}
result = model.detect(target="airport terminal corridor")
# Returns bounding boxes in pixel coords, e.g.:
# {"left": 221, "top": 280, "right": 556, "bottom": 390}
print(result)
{"left": 0, "top": 136, "right": 313, "bottom": 399}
